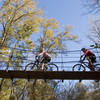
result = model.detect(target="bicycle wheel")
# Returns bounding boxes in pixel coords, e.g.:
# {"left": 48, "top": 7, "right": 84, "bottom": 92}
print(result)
{"left": 94, "top": 64, "right": 100, "bottom": 71}
{"left": 72, "top": 64, "right": 86, "bottom": 71}
{"left": 46, "top": 63, "right": 58, "bottom": 71}
{"left": 25, "top": 63, "right": 38, "bottom": 71}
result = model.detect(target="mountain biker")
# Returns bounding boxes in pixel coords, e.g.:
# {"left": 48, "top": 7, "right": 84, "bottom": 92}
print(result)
{"left": 81, "top": 48, "right": 96, "bottom": 71}
{"left": 36, "top": 49, "right": 51, "bottom": 70}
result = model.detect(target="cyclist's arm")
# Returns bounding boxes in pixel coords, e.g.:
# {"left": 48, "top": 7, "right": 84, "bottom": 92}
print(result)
{"left": 37, "top": 52, "right": 44, "bottom": 57}
{"left": 35, "top": 53, "right": 43, "bottom": 60}
{"left": 81, "top": 55, "right": 86, "bottom": 61}
{"left": 82, "top": 56, "right": 86, "bottom": 61}
{"left": 81, "top": 54, "right": 84, "bottom": 58}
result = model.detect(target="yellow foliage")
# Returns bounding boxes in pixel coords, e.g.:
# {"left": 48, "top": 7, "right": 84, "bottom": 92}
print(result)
{"left": 24, "top": 37, "right": 35, "bottom": 49}
{"left": 8, "top": 28, "right": 14, "bottom": 38}
{"left": 33, "top": 25, "right": 40, "bottom": 33}
{"left": 42, "top": 18, "right": 59, "bottom": 29}
{"left": 0, "top": 47, "right": 11, "bottom": 61}
{"left": 50, "top": 44, "right": 56, "bottom": 49}
{"left": 23, "top": 17, "right": 41, "bottom": 33}
{"left": 0, "top": 90, "right": 10, "bottom": 100}
{"left": 33, "top": 16, "right": 41, "bottom": 24}
{"left": 1, "top": 47, "right": 11, "bottom": 54}
{"left": 35, "top": 9, "right": 42, "bottom": 15}
{"left": 47, "top": 18, "right": 59, "bottom": 29}
{"left": 0, "top": 79, "right": 11, "bottom": 100}
{"left": 55, "top": 38, "right": 59, "bottom": 45}
{"left": 46, "top": 29, "right": 53, "bottom": 38}
{"left": 64, "top": 31, "right": 69, "bottom": 34}
{"left": 9, "top": 95, "right": 17, "bottom": 100}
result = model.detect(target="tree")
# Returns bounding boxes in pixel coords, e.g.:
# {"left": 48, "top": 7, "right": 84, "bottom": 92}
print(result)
{"left": 83, "top": 0, "right": 100, "bottom": 14}
{"left": 0, "top": 0, "right": 42, "bottom": 99}
{"left": 27, "top": 80, "right": 58, "bottom": 100}
{"left": 35, "top": 18, "right": 77, "bottom": 55}
{"left": 83, "top": 81, "right": 100, "bottom": 100}
{"left": 82, "top": 0, "right": 100, "bottom": 48}
{"left": 54, "top": 81, "right": 90, "bottom": 100}
{"left": 0, "top": 0, "right": 42, "bottom": 69}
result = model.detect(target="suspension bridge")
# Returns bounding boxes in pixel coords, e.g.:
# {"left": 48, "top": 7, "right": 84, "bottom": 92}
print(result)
{"left": 0, "top": 47, "right": 100, "bottom": 81}
{"left": 0, "top": 70, "right": 100, "bottom": 80}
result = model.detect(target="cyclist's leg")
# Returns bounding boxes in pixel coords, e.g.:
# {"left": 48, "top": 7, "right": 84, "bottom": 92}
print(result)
{"left": 41, "top": 63, "right": 45, "bottom": 70}
{"left": 87, "top": 57, "right": 94, "bottom": 71}
{"left": 45, "top": 56, "right": 51, "bottom": 63}
{"left": 91, "top": 55, "right": 96, "bottom": 63}
{"left": 43, "top": 57, "right": 51, "bottom": 70}
{"left": 90, "top": 56, "right": 96, "bottom": 71}
{"left": 40, "top": 58, "right": 46, "bottom": 70}
{"left": 40, "top": 62, "right": 44, "bottom": 70}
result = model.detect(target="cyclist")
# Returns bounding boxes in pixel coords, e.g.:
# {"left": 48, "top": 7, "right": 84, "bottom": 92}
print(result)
{"left": 81, "top": 48, "right": 96, "bottom": 71}
{"left": 36, "top": 49, "right": 51, "bottom": 70}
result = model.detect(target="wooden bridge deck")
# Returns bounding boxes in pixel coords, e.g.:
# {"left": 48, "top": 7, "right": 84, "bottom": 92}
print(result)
{"left": 0, "top": 70, "right": 100, "bottom": 80}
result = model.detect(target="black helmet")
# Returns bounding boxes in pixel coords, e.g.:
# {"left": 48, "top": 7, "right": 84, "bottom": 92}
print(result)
{"left": 81, "top": 48, "right": 86, "bottom": 51}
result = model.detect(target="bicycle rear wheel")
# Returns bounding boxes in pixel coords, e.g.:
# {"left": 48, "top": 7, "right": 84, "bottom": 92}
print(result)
{"left": 72, "top": 64, "right": 86, "bottom": 71}
{"left": 25, "top": 63, "right": 38, "bottom": 71}
{"left": 94, "top": 64, "right": 100, "bottom": 71}
{"left": 46, "top": 63, "right": 58, "bottom": 71}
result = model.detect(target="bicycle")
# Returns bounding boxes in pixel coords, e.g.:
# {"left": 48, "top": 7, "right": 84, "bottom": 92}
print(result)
{"left": 25, "top": 56, "right": 58, "bottom": 71}
{"left": 72, "top": 56, "right": 100, "bottom": 71}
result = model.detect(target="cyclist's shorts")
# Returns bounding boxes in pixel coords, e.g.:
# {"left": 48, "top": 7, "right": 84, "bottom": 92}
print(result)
{"left": 42, "top": 56, "right": 51, "bottom": 63}
{"left": 90, "top": 55, "right": 96, "bottom": 63}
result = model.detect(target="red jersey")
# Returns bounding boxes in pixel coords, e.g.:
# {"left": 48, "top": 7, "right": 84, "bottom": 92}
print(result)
{"left": 38, "top": 51, "right": 50, "bottom": 58}
{"left": 84, "top": 49, "right": 95, "bottom": 57}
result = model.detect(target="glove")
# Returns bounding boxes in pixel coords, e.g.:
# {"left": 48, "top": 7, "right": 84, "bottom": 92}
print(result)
{"left": 81, "top": 55, "right": 83, "bottom": 58}
{"left": 35, "top": 55, "right": 38, "bottom": 59}
{"left": 36, "top": 55, "right": 38, "bottom": 58}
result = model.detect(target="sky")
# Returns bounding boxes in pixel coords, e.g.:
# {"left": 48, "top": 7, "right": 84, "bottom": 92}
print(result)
{"left": 37, "top": 0, "right": 94, "bottom": 51}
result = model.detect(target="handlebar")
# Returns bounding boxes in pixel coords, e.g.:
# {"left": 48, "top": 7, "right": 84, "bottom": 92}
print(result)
{"left": 79, "top": 55, "right": 84, "bottom": 63}
{"left": 35, "top": 55, "right": 41, "bottom": 62}
{"left": 35, "top": 55, "right": 38, "bottom": 60}
{"left": 79, "top": 55, "right": 88, "bottom": 64}
{"left": 35, "top": 55, "right": 40, "bottom": 62}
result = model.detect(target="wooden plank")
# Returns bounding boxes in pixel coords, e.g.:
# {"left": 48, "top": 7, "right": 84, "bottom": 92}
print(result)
{"left": 0, "top": 70, "right": 100, "bottom": 80}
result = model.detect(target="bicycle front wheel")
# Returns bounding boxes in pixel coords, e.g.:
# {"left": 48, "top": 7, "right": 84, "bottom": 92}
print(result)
{"left": 46, "top": 63, "right": 58, "bottom": 71}
{"left": 72, "top": 64, "right": 86, "bottom": 71}
{"left": 25, "top": 63, "right": 38, "bottom": 71}
{"left": 94, "top": 64, "right": 100, "bottom": 71}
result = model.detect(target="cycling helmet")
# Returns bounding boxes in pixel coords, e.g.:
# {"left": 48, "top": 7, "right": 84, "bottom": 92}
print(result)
{"left": 81, "top": 48, "right": 86, "bottom": 51}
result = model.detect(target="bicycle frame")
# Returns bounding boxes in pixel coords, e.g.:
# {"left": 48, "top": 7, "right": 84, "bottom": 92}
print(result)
{"left": 73, "top": 56, "right": 100, "bottom": 71}
{"left": 79, "top": 61, "right": 89, "bottom": 69}
{"left": 78, "top": 56, "right": 96, "bottom": 70}
{"left": 34, "top": 59, "right": 41, "bottom": 69}
{"left": 33, "top": 57, "right": 48, "bottom": 70}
